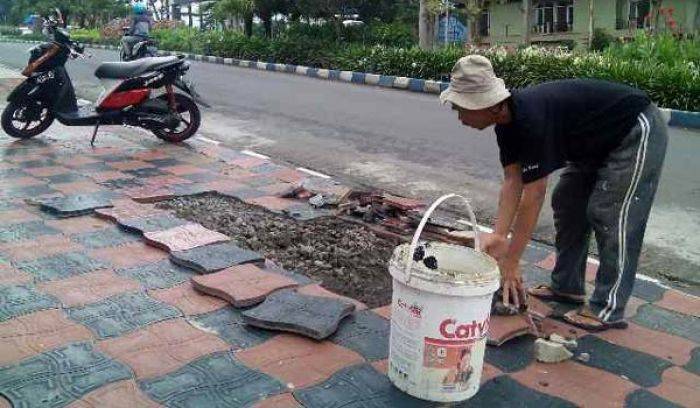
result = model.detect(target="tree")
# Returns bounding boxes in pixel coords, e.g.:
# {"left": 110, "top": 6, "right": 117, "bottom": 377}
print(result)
{"left": 419, "top": 0, "right": 434, "bottom": 49}
{"left": 522, "top": 0, "right": 531, "bottom": 45}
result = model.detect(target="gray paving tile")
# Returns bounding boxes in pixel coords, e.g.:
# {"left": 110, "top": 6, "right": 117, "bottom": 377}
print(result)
{"left": 0, "top": 342, "right": 132, "bottom": 408}
{"left": 116, "top": 260, "right": 196, "bottom": 289}
{"left": 117, "top": 215, "right": 189, "bottom": 235}
{"left": 139, "top": 351, "right": 285, "bottom": 407}
{"left": 17, "top": 252, "right": 109, "bottom": 282}
{"left": 70, "top": 227, "right": 139, "bottom": 249}
{"left": 0, "top": 221, "right": 61, "bottom": 244}
{"left": 484, "top": 335, "right": 536, "bottom": 373}
{"left": 625, "top": 389, "right": 682, "bottom": 408}
{"left": 0, "top": 284, "right": 59, "bottom": 322}
{"left": 67, "top": 292, "right": 181, "bottom": 339}
{"left": 242, "top": 289, "right": 355, "bottom": 340}
{"left": 685, "top": 347, "right": 700, "bottom": 376}
{"left": 456, "top": 375, "right": 576, "bottom": 407}
{"left": 329, "top": 310, "right": 390, "bottom": 361}
{"left": 170, "top": 242, "right": 263, "bottom": 273}
{"left": 631, "top": 280, "right": 667, "bottom": 303}
{"left": 36, "top": 192, "right": 117, "bottom": 218}
{"left": 190, "top": 307, "right": 274, "bottom": 349}
{"left": 632, "top": 304, "right": 700, "bottom": 343}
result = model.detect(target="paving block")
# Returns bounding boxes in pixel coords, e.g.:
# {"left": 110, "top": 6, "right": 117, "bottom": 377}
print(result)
{"left": 242, "top": 289, "right": 356, "bottom": 340}
{"left": 37, "top": 270, "right": 141, "bottom": 307}
{"left": 51, "top": 181, "right": 106, "bottom": 195}
{"left": 117, "top": 260, "right": 196, "bottom": 290}
{"left": 521, "top": 242, "right": 553, "bottom": 265}
{"left": 0, "top": 184, "right": 57, "bottom": 199}
{"left": 328, "top": 310, "right": 390, "bottom": 361}
{"left": 17, "top": 252, "right": 109, "bottom": 282}
{"left": 0, "top": 208, "right": 42, "bottom": 225}
{"left": 139, "top": 351, "right": 285, "bottom": 407}
{"left": 70, "top": 227, "right": 140, "bottom": 249}
{"left": 458, "top": 375, "right": 576, "bottom": 408}
{"left": 237, "top": 334, "right": 364, "bottom": 389}
{"left": 67, "top": 292, "right": 181, "bottom": 339}
{"left": 0, "top": 235, "right": 81, "bottom": 262}
{"left": 217, "top": 186, "right": 268, "bottom": 201}
{"left": 108, "top": 160, "right": 155, "bottom": 172}
{"left": 0, "top": 221, "right": 61, "bottom": 244}
{"left": 0, "top": 261, "right": 32, "bottom": 286}
{"left": 45, "top": 216, "right": 112, "bottom": 235}
{"left": 597, "top": 321, "right": 696, "bottom": 365}
{"left": 0, "top": 309, "right": 93, "bottom": 366}
{"left": 97, "top": 318, "right": 229, "bottom": 379}
{"left": 144, "top": 223, "right": 230, "bottom": 253}
{"left": 90, "top": 242, "right": 168, "bottom": 269}
{"left": 487, "top": 315, "right": 533, "bottom": 347}
{"left": 35, "top": 192, "right": 117, "bottom": 218}
{"left": 575, "top": 334, "right": 673, "bottom": 387}
{"left": 632, "top": 279, "right": 667, "bottom": 303}
{"left": 252, "top": 393, "right": 301, "bottom": 408}
{"left": 648, "top": 366, "right": 700, "bottom": 408}
{"left": 293, "top": 363, "right": 431, "bottom": 408}
{"left": 632, "top": 304, "right": 700, "bottom": 343}
{"left": 625, "top": 389, "right": 683, "bottom": 408}
{"left": 0, "top": 342, "right": 132, "bottom": 408}
{"left": 66, "top": 380, "right": 162, "bottom": 408}
{"left": 655, "top": 290, "right": 700, "bottom": 318}
{"left": 190, "top": 307, "right": 274, "bottom": 349}
{"left": 117, "top": 214, "right": 189, "bottom": 236}
{"left": 170, "top": 242, "right": 263, "bottom": 273}
{"left": 297, "top": 284, "right": 367, "bottom": 311}
{"left": 0, "top": 284, "right": 59, "bottom": 323}
{"left": 149, "top": 281, "right": 228, "bottom": 316}
{"left": 484, "top": 335, "right": 536, "bottom": 373}
{"left": 685, "top": 347, "right": 700, "bottom": 376}
{"left": 192, "top": 265, "right": 298, "bottom": 307}
{"left": 95, "top": 200, "right": 166, "bottom": 223}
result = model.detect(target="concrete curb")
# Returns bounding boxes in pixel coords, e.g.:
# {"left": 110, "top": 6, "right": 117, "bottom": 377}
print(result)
{"left": 2, "top": 37, "right": 698, "bottom": 130}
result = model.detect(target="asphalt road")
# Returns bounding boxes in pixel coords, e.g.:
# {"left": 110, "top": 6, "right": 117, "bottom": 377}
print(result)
{"left": 1, "top": 42, "right": 698, "bottom": 290}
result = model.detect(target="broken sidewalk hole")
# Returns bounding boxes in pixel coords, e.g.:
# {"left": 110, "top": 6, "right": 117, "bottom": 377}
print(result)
{"left": 242, "top": 289, "right": 356, "bottom": 340}
{"left": 191, "top": 264, "right": 299, "bottom": 307}
{"left": 169, "top": 241, "right": 263, "bottom": 273}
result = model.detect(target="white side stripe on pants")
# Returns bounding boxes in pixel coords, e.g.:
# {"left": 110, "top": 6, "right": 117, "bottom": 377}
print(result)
{"left": 599, "top": 113, "right": 651, "bottom": 322}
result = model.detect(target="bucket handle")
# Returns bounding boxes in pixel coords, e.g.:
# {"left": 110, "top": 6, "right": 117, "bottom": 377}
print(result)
{"left": 405, "top": 193, "right": 481, "bottom": 283}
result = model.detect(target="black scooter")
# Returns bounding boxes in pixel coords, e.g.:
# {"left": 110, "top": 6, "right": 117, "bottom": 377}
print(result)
{"left": 120, "top": 26, "right": 157, "bottom": 61}
{"left": 1, "top": 10, "right": 208, "bottom": 145}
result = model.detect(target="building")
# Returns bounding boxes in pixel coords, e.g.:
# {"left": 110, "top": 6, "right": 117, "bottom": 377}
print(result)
{"left": 477, "top": 0, "right": 699, "bottom": 46}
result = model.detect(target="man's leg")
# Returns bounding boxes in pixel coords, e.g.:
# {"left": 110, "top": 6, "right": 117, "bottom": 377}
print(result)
{"left": 550, "top": 164, "right": 596, "bottom": 296}
{"left": 587, "top": 105, "right": 668, "bottom": 322}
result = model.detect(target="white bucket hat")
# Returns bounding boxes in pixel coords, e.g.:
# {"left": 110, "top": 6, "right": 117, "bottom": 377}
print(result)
{"left": 440, "top": 55, "right": 511, "bottom": 110}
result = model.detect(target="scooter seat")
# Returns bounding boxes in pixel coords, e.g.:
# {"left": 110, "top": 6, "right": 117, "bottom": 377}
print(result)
{"left": 95, "top": 56, "right": 180, "bottom": 79}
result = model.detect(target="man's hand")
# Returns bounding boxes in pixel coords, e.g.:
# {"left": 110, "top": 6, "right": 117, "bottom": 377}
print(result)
{"left": 480, "top": 233, "right": 509, "bottom": 261}
{"left": 499, "top": 257, "right": 527, "bottom": 309}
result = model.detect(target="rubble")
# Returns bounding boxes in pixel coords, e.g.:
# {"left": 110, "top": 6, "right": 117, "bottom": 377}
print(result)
{"left": 548, "top": 333, "right": 578, "bottom": 351}
{"left": 534, "top": 338, "right": 574, "bottom": 363}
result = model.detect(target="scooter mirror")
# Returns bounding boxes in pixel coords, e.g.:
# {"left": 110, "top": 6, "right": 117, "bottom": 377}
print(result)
{"left": 54, "top": 8, "right": 64, "bottom": 25}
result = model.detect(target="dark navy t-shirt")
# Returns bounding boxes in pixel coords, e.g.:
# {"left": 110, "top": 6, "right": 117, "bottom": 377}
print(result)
{"left": 495, "top": 79, "right": 650, "bottom": 183}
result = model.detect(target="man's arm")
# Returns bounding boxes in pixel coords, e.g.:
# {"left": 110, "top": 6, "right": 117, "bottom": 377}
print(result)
{"left": 482, "top": 164, "right": 523, "bottom": 259}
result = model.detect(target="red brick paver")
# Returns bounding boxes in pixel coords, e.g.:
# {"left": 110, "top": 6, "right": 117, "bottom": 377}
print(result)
{"left": 97, "top": 318, "right": 229, "bottom": 379}
{"left": 149, "top": 281, "right": 228, "bottom": 315}
{"left": 88, "top": 171, "right": 135, "bottom": 183}
{"left": 511, "top": 361, "right": 638, "bottom": 407}
{"left": 0, "top": 262, "right": 32, "bottom": 286}
{"left": 45, "top": 216, "right": 113, "bottom": 235}
{"left": 38, "top": 270, "right": 140, "bottom": 307}
{"left": 488, "top": 315, "right": 532, "bottom": 346}
{"left": 66, "top": 380, "right": 162, "bottom": 408}
{"left": 245, "top": 196, "right": 299, "bottom": 212}
{"left": 655, "top": 290, "right": 700, "bottom": 318}
{"left": 481, "top": 363, "right": 503, "bottom": 385}
{"left": 162, "top": 164, "right": 207, "bottom": 176}
{"left": 649, "top": 367, "right": 700, "bottom": 407}
{"left": 236, "top": 334, "right": 364, "bottom": 389}
{"left": 0, "top": 309, "right": 93, "bottom": 366}
{"left": 143, "top": 223, "right": 230, "bottom": 253}
{"left": 108, "top": 160, "right": 154, "bottom": 171}
{"left": 252, "top": 393, "right": 301, "bottom": 408}
{"left": 192, "top": 265, "right": 298, "bottom": 307}
{"left": 597, "top": 321, "right": 695, "bottom": 365}
{"left": 371, "top": 359, "right": 389, "bottom": 374}
{"left": 90, "top": 242, "right": 168, "bottom": 269}
{"left": 1, "top": 235, "right": 82, "bottom": 262}
{"left": 94, "top": 200, "right": 165, "bottom": 223}
{"left": 23, "top": 166, "right": 71, "bottom": 178}
{"left": 51, "top": 181, "right": 105, "bottom": 195}
{"left": 0, "top": 209, "right": 42, "bottom": 225}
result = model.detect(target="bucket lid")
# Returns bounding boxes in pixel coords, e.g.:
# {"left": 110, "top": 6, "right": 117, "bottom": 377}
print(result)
{"left": 390, "top": 242, "right": 499, "bottom": 287}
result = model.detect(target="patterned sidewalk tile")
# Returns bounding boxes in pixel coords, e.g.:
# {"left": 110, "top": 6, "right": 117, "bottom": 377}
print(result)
{"left": 293, "top": 363, "right": 432, "bottom": 408}
{"left": 655, "top": 290, "right": 700, "bottom": 318}
{"left": 94, "top": 200, "right": 167, "bottom": 223}
{"left": 243, "top": 290, "right": 356, "bottom": 340}
{"left": 17, "top": 252, "right": 109, "bottom": 282}
{"left": 118, "top": 215, "right": 189, "bottom": 235}
{"left": 520, "top": 243, "right": 553, "bottom": 265}
{"left": 149, "top": 281, "right": 228, "bottom": 316}
{"left": 70, "top": 227, "right": 140, "bottom": 249}
{"left": 67, "top": 292, "right": 181, "bottom": 339}
{"left": 162, "top": 164, "right": 207, "bottom": 176}
{"left": 484, "top": 335, "right": 536, "bottom": 373}
{"left": 44, "top": 173, "right": 92, "bottom": 185}
{"left": 297, "top": 284, "right": 368, "bottom": 311}
{"left": 0, "top": 309, "right": 93, "bottom": 366}
{"left": 23, "top": 165, "right": 71, "bottom": 178}
{"left": 460, "top": 375, "right": 576, "bottom": 407}
{"left": 575, "top": 335, "right": 673, "bottom": 387}
{"left": 90, "top": 242, "right": 168, "bottom": 269}
{"left": 108, "top": 160, "right": 155, "bottom": 172}
{"left": 0, "top": 284, "right": 59, "bottom": 322}
{"left": 632, "top": 304, "right": 700, "bottom": 343}
{"left": 51, "top": 181, "right": 106, "bottom": 195}
{"left": 66, "top": 380, "right": 162, "bottom": 408}
{"left": 487, "top": 315, "right": 533, "bottom": 347}
{"left": 36, "top": 192, "right": 117, "bottom": 218}
{"left": 252, "top": 393, "right": 301, "bottom": 408}
{"left": 0, "top": 235, "right": 82, "bottom": 262}
{"left": 38, "top": 270, "right": 141, "bottom": 307}
{"left": 625, "top": 389, "right": 683, "bottom": 408}
{"left": 169, "top": 242, "right": 263, "bottom": 273}
{"left": 0, "top": 208, "right": 42, "bottom": 225}
{"left": 686, "top": 348, "right": 700, "bottom": 376}
{"left": 117, "top": 260, "right": 196, "bottom": 290}
{"left": 648, "top": 367, "right": 700, "bottom": 407}
{"left": 0, "top": 221, "right": 61, "bottom": 244}
{"left": 237, "top": 334, "right": 364, "bottom": 389}
{"left": 510, "top": 360, "right": 637, "bottom": 407}
{"left": 139, "top": 351, "right": 286, "bottom": 407}
{"left": 45, "top": 216, "right": 112, "bottom": 235}
{"left": 0, "top": 342, "right": 132, "bottom": 408}
{"left": 0, "top": 261, "right": 32, "bottom": 286}
{"left": 189, "top": 307, "right": 274, "bottom": 350}
{"left": 144, "top": 223, "right": 230, "bottom": 253}
{"left": 97, "top": 318, "right": 229, "bottom": 379}
{"left": 87, "top": 170, "right": 135, "bottom": 183}
{"left": 597, "top": 321, "right": 696, "bottom": 365}
{"left": 192, "top": 265, "right": 298, "bottom": 307}
{"left": 328, "top": 310, "right": 390, "bottom": 361}
{"left": 632, "top": 279, "right": 668, "bottom": 303}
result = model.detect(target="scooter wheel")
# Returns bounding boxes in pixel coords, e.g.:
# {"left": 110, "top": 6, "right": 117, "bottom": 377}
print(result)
{"left": 1, "top": 101, "right": 54, "bottom": 139}
{"left": 152, "top": 94, "right": 201, "bottom": 143}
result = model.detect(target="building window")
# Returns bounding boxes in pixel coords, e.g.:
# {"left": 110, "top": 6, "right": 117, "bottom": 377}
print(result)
{"left": 629, "top": 0, "right": 651, "bottom": 29}
{"left": 478, "top": 10, "right": 490, "bottom": 37}
{"left": 533, "top": 1, "right": 574, "bottom": 34}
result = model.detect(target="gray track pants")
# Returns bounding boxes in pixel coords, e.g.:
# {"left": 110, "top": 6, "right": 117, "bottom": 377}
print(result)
{"left": 550, "top": 104, "right": 668, "bottom": 322}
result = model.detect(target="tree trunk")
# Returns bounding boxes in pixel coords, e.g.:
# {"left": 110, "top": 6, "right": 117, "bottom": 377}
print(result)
{"left": 419, "top": 0, "right": 433, "bottom": 50}
{"left": 522, "top": 0, "right": 531, "bottom": 45}
{"left": 188, "top": 3, "right": 193, "bottom": 27}
{"left": 244, "top": 14, "right": 253, "bottom": 37}
{"left": 588, "top": 0, "right": 595, "bottom": 50}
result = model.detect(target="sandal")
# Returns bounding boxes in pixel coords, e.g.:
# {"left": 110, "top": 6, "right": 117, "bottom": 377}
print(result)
{"left": 563, "top": 306, "right": 628, "bottom": 332}
{"left": 527, "top": 284, "right": 585, "bottom": 304}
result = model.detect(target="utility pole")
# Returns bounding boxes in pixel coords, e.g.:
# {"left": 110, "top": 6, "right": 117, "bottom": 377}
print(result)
{"left": 419, "top": 0, "right": 432, "bottom": 50}
{"left": 522, "top": 0, "right": 531, "bottom": 45}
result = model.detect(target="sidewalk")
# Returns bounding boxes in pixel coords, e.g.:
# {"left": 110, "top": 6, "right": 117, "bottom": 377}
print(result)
{"left": 0, "top": 95, "right": 698, "bottom": 407}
